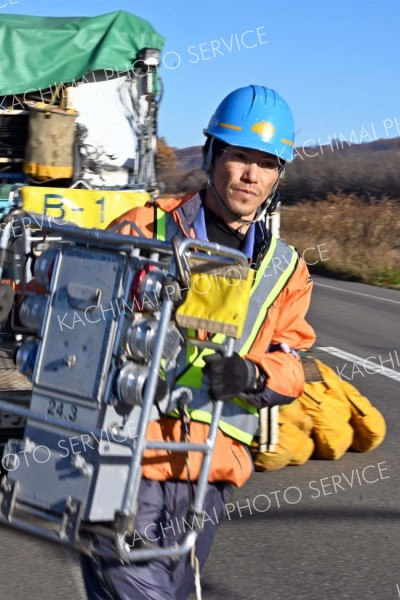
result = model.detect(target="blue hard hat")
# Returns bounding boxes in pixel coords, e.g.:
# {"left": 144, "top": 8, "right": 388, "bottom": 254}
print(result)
{"left": 204, "top": 85, "right": 295, "bottom": 162}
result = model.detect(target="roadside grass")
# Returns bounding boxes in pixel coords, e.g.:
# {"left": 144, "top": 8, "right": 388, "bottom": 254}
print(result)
{"left": 280, "top": 194, "right": 400, "bottom": 289}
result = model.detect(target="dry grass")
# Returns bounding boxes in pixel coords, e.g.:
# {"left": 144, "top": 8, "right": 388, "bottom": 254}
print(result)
{"left": 280, "top": 194, "right": 400, "bottom": 289}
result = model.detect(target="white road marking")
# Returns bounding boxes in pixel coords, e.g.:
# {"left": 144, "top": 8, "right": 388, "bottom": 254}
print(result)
{"left": 314, "top": 282, "right": 400, "bottom": 305}
{"left": 318, "top": 346, "right": 400, "bottom": 383}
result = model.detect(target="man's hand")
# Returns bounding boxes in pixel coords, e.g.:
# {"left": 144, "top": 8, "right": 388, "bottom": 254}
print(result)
{"left": 203, "top": 352, "right": 257, "bottom": 401}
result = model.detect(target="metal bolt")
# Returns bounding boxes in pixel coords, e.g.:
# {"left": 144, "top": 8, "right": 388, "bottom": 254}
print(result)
{"left": 72, "top": 454, "right": 89, "bottom": 477}
{"left": 66, "top": 354, "right": 77, "bottom": 368}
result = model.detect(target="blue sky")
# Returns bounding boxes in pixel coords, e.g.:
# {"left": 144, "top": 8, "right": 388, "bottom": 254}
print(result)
{"left": 3, "top": 0, "right": 400, "bottom": 150}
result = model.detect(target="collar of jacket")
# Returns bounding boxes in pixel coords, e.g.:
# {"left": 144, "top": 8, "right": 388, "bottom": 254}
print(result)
{"left": 155, "top": 192, "right": 200, "bottom": 238}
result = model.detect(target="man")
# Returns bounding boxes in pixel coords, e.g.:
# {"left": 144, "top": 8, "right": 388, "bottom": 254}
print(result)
{"left": 81, "top": 85, "right": 316, "bottom": 600}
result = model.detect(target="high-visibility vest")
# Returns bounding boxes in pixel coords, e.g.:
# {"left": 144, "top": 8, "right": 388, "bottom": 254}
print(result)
{"left": 156, "top": 204, "right": 299, "bottom": 444}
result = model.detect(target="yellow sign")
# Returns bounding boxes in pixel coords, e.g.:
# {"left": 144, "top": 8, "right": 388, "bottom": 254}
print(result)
{"left": 20, "top": 187, "right": 151, "bottom": 229}
{"left": 176, "top": 265, "right": 253, "bottom": 338}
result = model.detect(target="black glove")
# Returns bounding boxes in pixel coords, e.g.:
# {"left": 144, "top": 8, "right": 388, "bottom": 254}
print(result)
{"left": 203, "top": 352, "right": 257, "bottom": 401}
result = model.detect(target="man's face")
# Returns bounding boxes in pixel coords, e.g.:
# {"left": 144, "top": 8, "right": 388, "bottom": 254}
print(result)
{"left": 209, "top": 145, "right": 281, "bottom": 221}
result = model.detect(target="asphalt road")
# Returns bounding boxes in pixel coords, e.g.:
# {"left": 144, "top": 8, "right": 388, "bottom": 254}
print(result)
{"left": 197, "top": 275, "right": 400, "bottom": 600}
{"left": 1, "top": 275, "right": 399, "bottom": 600}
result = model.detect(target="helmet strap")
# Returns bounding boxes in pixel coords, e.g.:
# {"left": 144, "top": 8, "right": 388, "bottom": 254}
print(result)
{"left": 202, "top": 137, "right": 215, "bottom": 173}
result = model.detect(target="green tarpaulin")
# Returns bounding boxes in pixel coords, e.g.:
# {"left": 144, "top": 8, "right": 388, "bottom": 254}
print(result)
{"left": 0, "top": 11, "right": 165, "bottom": 96}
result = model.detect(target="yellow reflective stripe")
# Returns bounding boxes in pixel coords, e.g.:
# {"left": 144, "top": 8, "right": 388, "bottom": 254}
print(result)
{"left": 177, "top": 345, "right": 214, "bottom": 388}
{"left": 187, "top": 409, "right": 253, "bottom": 445}
{"left": 218, "top": 122, "right": 242, "bottom": 131}
{"left": 251, "top": 236, "right": 277, "bottom": 294}
{"left": 231, "top": 396, "right": 258, "bottom": 415}
{"left": 240, "top": 247, "right": 298, "bottom": 355}
{"left": 156, "top": 207, "right": 166, "bottom": 241}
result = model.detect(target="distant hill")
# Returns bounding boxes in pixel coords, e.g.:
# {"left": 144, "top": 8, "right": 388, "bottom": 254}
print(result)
{"left": 174, "top": 146, "right": 202, "bottom": 172}
{"left": 174, "top": 136, "right": 400, "bottom": 166}
{"left": 167, "top": 137, "right": 400, "bottom": 201}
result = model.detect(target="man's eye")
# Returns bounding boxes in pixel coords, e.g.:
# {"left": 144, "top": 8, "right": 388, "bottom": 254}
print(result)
{"left": 259, "top": 160, "right": 278, "bottom": 170}
{"left": 231, "top": 151, "right": 248, "bottom": 163}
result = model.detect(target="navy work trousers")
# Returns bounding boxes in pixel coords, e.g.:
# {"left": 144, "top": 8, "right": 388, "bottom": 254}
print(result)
{"left": 81, "top": 479, "right": 232, "bottom": 600}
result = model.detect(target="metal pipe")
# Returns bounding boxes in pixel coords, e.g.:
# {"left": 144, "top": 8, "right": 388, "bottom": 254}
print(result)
{"left": 178, "top": 237, "right": 249, "bottom": 267}
{"left": 191, "top": 337, "right": 234, "bottom": 517}
{"left": 145, "top": 441, "right": 209, "bottom": 452}
{"left": 120, "top": 295, "right": 175, "bottom": 515}
{"left": 120, "top": 529, "right": 199, "bottom": 563}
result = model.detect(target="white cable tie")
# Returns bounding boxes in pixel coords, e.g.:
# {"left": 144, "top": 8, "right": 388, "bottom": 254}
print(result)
{"left": 191, "top": 549, "right": 202, "bottom": 600}
{"left": 279, "top": 342, "right": 299, "bottom": 359}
